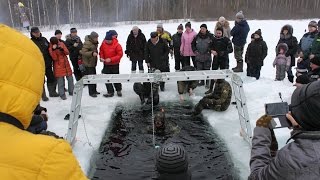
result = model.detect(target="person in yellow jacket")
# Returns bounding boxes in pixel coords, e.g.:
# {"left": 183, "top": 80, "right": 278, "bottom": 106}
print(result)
{"left": 0, "top": 24, "right": 87, "bottom": 180}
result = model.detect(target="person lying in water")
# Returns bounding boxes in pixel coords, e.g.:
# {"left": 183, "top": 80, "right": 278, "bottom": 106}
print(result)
{"left": 193, "top": 79, "right": 232, "bottom": 115}
{"left": 146, "top": 108, "right": 181, "bottom": 136}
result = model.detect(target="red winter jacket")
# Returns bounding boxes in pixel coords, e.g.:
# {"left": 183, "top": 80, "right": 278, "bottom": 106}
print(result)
{"left": 49, "top": 42, "right": 73, "bottom": 78}
{"left": 99, "top": 38, "right": 123, "bottom": 65}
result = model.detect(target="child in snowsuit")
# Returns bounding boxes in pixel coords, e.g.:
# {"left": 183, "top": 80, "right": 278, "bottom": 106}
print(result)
{"left": 273, "top": 43, "right": 291, "bottom": 81}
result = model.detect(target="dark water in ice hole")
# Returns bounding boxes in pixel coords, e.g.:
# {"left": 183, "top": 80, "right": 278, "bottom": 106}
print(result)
{"left": 91, "top": 101, "right": 239, "bottom": 180}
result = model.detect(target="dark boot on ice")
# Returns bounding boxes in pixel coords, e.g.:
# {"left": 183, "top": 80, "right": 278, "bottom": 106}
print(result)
{"left": 233, "top": 61, "right": 243, "bottom": 72}
{"left": 47, "top": 82, "right": 59, "bottom": 97}
{"left": 42, "top": 86, "right": 49, "bottom": 101}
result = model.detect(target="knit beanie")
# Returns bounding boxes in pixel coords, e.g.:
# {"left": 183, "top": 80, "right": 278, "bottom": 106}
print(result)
{"left": 90, "top": 31, "right": 99, "bottom": 39}
{"left": 49, "top": 37, "right": 59, "bottom": 44}
{"left": 200, "top": 24, "right": 207, "bottom": 29}
{"left": 177, "top": 24, "right": 184, "bottom": 30}
{"left": 105, "top": 31, "right": 113, "bottom": 40}
{"left": 54, "top": 30, "right": 62, "bottom": 35}
{"left": 185, "top": 22, "right": 191, "bottom": 28}
{"left": 291, "top": 81, "right": 320, "bottom": 130}
{"left": 236, "top": 11, "right": 245, "bottom": 19}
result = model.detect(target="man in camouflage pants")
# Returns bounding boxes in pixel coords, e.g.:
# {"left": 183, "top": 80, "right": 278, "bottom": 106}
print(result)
{"left": 193, "top": 79, "right": 232, "bottom": 115}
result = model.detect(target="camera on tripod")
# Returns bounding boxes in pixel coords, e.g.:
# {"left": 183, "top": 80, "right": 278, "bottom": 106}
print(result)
{"left": 264, "top": 93, "right": 292, "bottom": 129}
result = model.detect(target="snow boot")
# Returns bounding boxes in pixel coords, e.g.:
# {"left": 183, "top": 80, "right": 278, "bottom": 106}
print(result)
{"left": 160, "top": 82, "right": 165, "bottom": 91}
{"left": 205, "top": 80, "right": 215, "bottom": 94}
{"left": 42, "top": 86, "right": 49, "bottom": 101}
{"left": 232, "top": 63, "right": 239, "bottom": 71}
{"left": 103, "top": 93, "right": 114, "bottom": 98}
{"left": 139, "top": 70, "right": 144, "bottom": 73}
{"left": 288, "top": 75, "right": 294, "bottom": 83}
{"left": 131, "top": 70, "right": 136, "bottom": 74}
{"left": 47, "top": 82, "right": 59, "bottom": 97}
{"left": 60, "top": 94, "right": 67, "bottom": 100}
{"left": 139, "top": 95, "right": 145, "bottom": 105}
{"left": 233, "top": 62, "right": 243, "bottom": 72}
{"left": 117, "top": 91, "right": 122, "bottom": 97}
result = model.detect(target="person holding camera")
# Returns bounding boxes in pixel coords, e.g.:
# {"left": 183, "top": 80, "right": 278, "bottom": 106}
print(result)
{"left": 49, "top": 37, "right": 74, "bottom": 100}
{"left": 27, "top": 104, "right": 48, "bottom": 134}
{"left": 66, "top": 28, "right": 84, "bottom": 81}
{"left": 249, "top": 80, "right": 320, "bottom": 179}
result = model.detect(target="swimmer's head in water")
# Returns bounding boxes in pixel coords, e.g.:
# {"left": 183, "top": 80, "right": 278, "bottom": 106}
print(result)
{"left": 154, "top": 108, "right": 165, "bottom": 134}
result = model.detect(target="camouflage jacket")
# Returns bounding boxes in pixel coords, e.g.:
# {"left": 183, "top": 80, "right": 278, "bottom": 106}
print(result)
{"left": 205, "top": 80, "right": 232, "bottom": 111}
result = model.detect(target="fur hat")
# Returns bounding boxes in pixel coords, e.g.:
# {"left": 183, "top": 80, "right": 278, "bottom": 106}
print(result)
{"left": 177, "top": 24, "right": 184, "bottom": 30}
{"left": 185, "top": 22, "right": 191, "bottom": 28}
{"left": 200, "top": 24, "right": 207, "bottom": 29}
{"left": 54, "top": 30, "right": 62, "bottom": 35}
{"left": 218, "top": 16, "right": 226, "bottom": 22}
{"left": 291, "top": 81, "right": 320, "bottom": 130}
{"left": 132, "top": 26, "right": 139, "bottom": 30}
{"left": 236, "top": 11, "right": 244, "bottom": 19}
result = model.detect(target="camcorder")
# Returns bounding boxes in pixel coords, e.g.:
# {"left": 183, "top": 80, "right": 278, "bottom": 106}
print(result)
{"left": 264, "top": 93, "right": 292, "bottom": 129}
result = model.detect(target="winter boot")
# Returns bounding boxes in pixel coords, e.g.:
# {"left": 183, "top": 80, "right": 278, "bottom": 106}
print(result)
{"left": 288, "top": 75, "right": 294, "bottom": 83}
{"left": 139, "top": 95, "right": 145, "bottom": 105}
{"left": 131, "top": 70, "right": 136, "bottom": 74}
{"left": 47, "top": 82, "right": 59, "bottom": 97}
{"left": 139, "top": 70, "right": 144, "bottom": 74}
{"left": 160, "top": 82, "right": 165, "bottom": 92}
{"left": 233, "top": 62, "right": 243, "bottom": 73}
{"left": 103, "top": 93, "right": 114, "bottom": 98}
{"left": 60, "top": 94, "right": 67, "bottom": 100}
{"left": 205, "top": 80, "right": 215, "bottom": 94}
{"left": 232, "top": 63, "right": 239, "bottom": 71}
{"left": 117, "top": 91, "right": 122, "bottom": 97}
{"left": 42, "top": 86, "right": 49, "bottom": 101}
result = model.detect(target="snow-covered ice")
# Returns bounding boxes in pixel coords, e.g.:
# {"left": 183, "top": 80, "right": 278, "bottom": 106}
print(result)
{"left": 29, "top": 19, "right": 313, "bottom": 179}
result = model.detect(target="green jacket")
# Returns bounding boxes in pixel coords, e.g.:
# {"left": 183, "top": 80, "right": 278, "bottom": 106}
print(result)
{"left": 204, "top": 80, "right": 232, "bottom": 111}
{"left": 308, "top": 34, "right": 320, "bottom": 59}
{"left": 80, "top": 35, "right": 98, "bottom": 67}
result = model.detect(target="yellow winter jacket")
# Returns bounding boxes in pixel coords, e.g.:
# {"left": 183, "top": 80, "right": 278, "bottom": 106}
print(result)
{"left": 0, "top": 24, "right": 87, "bottom": 180}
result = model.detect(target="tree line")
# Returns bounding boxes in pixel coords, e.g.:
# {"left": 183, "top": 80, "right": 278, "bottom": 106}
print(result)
{"left": 1, "top": 0, "right": 320, "bottom": 28}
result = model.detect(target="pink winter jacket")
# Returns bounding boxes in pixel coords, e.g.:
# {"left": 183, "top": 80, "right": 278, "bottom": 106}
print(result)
{"left": 273, "top": 54, "right": 291, "bottom": 69}
{"left": 180, "top": 29, "right": 197, "bottom": 56}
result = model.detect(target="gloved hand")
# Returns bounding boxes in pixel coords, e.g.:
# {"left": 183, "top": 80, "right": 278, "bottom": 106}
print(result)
{"left": 58, "top": 47, "right": 64, "bottom": 52}
{"left": 73, "top": 42, "right": 79, "bottom": 47}
{"left": 256, "top": 115, "right": 273, "bottom": 128}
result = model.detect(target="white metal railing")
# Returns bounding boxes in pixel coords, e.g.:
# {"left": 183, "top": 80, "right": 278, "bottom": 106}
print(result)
{"left": 66, "top": 70, "right": 252, "bottom": 146}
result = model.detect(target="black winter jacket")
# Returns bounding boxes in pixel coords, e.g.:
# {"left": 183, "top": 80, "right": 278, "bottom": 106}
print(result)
{"left": 212, "top": 36, "right": 233, "bottom": 59}
{"left": 145, "top": 38, "right": 169, "bottom": 72}
{"left": 245, "top": 38, "right": 268, "bottom": 66}
{"left": 277, "top": 25, "right": 298, "bottom": 66}
{"left": 65, "top": 34, "right": 83, "bottom": 61}
{"left": 125, "top": 29, "right": 147, "bottom": 61}
{"left": 172, "top": 32, "right": 183, "bottom": 55}
{"left": 30, "top": 33, "right": 53, "bottom": 68}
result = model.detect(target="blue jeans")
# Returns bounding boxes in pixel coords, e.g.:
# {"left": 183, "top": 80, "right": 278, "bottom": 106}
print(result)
{"left": 57, "top": 76, "right": 74, "bottom": 96}
{"left": 131, "top": 60, "right": 144, "bottom": 71}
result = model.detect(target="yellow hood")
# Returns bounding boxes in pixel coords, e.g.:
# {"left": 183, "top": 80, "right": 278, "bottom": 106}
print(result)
{"left": 0, "top": 24, "right": 44, "bottom": 129}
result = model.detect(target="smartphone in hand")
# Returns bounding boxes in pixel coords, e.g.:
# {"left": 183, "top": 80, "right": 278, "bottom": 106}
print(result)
{"left": 265, "top": 102, "right": 292, "bottom": 129}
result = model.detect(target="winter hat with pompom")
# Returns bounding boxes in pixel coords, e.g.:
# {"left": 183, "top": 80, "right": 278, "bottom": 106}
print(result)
{"left": 236, "top": 11, "right": 245, "bottom": 19}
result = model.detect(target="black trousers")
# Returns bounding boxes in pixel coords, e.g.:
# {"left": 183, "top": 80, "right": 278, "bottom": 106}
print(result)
{"left": 248, "top": 64, "right": 262, "bottom": 80}
{"left": 183, "top": 56, "right": 196, "bottom": 68}
{"left": 174, "top": 53, "right": 184, "bottom": 70}
{"left": 85, "top": 67, "right": 97, "bottom": 95}
{"left": 212, "top": 57, "right": 229, "bottom": 70}
{"left": 102, "top": 64, "right": 122, "bottom": 93}
{"left": 45, "top": 66, "right": 56, "bottom": 84}
{"left": 70, "top": 58, "right": 83, "bottom": 81}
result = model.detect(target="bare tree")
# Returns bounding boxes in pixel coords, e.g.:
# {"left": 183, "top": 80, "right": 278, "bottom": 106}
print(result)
{"left": 7, "top": 0, "right": 14, "bottom": 27}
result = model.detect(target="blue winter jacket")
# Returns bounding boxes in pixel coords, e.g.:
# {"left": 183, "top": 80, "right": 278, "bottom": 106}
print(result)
{"left": 230, "top": 20, "right": 250, "bottom": 47}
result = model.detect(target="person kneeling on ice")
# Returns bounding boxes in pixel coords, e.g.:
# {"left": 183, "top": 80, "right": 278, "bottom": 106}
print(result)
{"left": 249, "top": 80, "right": 320, "bottom": 180}
{"left": 0, "top": 24, "right": 87, "bottom": 179}
{"left": 192, "top": 79, "right": 232, "bottom": 115}
{"left": 133, "top": 69, "right": 160, "bottom": 105}
{"left": 156, "top": 143, "right": 191, "bottom": 180}
{"left": 177, "top": 66, "right": 198, "bottom": 102}
{"left": 273, "top": 43, "right": 291, "bottom": 81}
{"left": 49, "top": 37, "right": 74, "bottom": 100}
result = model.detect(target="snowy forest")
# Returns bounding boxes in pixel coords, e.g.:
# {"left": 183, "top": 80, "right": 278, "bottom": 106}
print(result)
{"left": 1, "top": 0, "right": 320, "bottom": 28}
